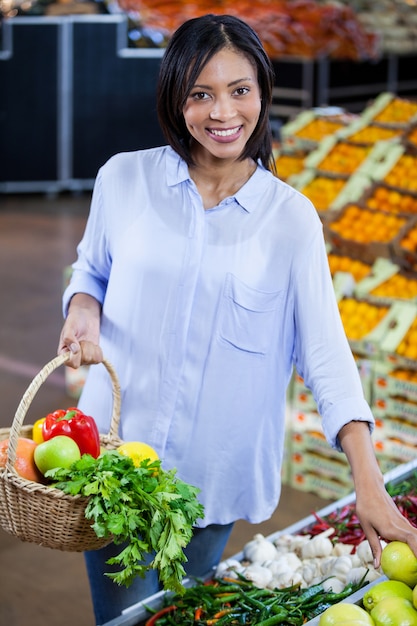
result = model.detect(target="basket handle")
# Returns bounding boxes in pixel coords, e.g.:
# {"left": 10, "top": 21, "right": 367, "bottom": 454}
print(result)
{"left": 6, "top": 353, "right": 121, "bottom": 472}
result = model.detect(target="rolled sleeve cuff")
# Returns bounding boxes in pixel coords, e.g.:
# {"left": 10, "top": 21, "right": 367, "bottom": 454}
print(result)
{"left": 62, "top": 272, "right": 106, "bottom": 318}
{"left": 322, "top": 396, "right": 375, "bottom": 452}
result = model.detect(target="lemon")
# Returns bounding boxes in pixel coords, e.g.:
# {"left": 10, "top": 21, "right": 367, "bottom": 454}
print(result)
{"left": 363, "top": 580, "right": 413, "bottom": 612}
{"left": 371, "top": 597, "right": 417, "bottom": 626}
{"left": 381, "top": 542, "right": 417, "bottom": 588}
{"left": 319, "top": 603, "right": 375, "bottom": 626}
{"left": 413, "top": 584, "right": 417, "bottom": 610}
{"left": 334, "top": 623, "right": 376, "bottom": 626}
{"left": 117, "top": 441, "right": 159, "bottom": 467}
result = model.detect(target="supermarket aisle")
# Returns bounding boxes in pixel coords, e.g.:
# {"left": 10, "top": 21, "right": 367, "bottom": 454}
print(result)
{"left": 0, "top": 193, "right": 329, "bottom": 626}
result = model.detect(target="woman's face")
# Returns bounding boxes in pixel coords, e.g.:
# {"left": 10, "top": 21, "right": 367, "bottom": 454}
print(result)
{"left": 183, "top": 47, "right": 262, "bottom": 163}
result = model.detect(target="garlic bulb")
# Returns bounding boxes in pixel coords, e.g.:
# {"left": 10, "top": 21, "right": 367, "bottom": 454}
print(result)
{"left": 356, "top": 540, "right": 374, "bottom": 565}
{"left": 300, "top": 529, "right": 334, "bottom": 559}
{"left": 243, "top": 534, "right": 277, "bottom": 563}
{"left": 243, "top": 563, "right": 273, "bottom": 588}
{"left": 346, "top": 566, "right": 381, "bottom": 585}
{"left": 321, "top": 576, "right": 345, "bottom": 594}
{"left": 332, "top": 543, "right": 354, "bottom": 557}
{"left": 329, "top": 555, "right": 354, "bottom": 584}
{"left": 215, "top": 558, "right": 245, "bottom": 578}
{"left": 300, "top": 561, "right": 320, "bottom": 585}
{"left": 270, "top": 570, "right": 303, "bottom": 589}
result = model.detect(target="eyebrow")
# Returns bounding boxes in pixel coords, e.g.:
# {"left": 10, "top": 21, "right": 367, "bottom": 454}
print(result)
{"left": 192, "top": 77, "right": 255, "bottom": 89}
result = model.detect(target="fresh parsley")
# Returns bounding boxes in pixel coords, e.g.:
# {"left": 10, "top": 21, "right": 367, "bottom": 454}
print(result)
{"left": 46, "top": 451, "right": 204, "bottom": 593}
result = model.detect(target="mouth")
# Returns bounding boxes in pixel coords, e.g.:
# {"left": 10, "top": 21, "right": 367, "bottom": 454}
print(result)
{"left": 208, "top": 125, "right": 242, "bottom": 139}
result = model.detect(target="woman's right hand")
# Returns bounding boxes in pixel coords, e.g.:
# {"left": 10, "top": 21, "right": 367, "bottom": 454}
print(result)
{"left": 58, "top": 293, "right": 103, "bottom": 368}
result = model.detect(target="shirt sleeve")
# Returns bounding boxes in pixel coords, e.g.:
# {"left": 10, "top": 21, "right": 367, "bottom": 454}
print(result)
{"left": 292, "top": 225, "right": 374, "bottom": 451}
{"left": 62, "top": 169, "right": 111, "bottom": 317}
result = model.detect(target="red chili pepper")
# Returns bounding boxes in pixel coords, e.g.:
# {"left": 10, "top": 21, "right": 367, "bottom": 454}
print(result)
{"left": 145, "top": 605, "right": 177, "bottom": 625}
{"left": 194, "top": 607, "right": 204, "bottom": 620}
{"left": 42, "top": 407, "right": 101, "bottom": 458}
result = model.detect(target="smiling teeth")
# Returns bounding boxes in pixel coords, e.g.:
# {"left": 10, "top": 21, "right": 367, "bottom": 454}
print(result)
{"left": 211, "top": 127, "right": 240, "bottom": 137}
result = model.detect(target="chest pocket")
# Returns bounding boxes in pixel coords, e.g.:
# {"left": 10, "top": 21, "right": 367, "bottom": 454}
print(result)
{"left": 219, "top": 273, "right": 283, "bottom": 356}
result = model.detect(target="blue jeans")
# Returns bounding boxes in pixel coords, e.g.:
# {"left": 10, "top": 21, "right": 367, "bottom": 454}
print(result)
{"left": 85, "top": 522, "right": 234, "bottom": 625}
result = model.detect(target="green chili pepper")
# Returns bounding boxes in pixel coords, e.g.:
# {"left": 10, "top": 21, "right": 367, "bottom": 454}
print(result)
{"left": 255, "top": 609, "right": 289, "bottom": 626}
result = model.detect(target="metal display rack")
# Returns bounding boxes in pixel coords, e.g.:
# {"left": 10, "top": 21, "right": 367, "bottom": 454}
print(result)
{"left": 0, "top": 15, "right": 165, "bottom": 194}
{"left": 1, "top": 15, "right": 417, "bottom": 194}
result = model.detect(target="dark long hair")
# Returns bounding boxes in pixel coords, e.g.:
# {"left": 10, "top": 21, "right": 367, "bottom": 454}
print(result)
{"left": 157, "top": 14, "right": 275, "bottom": 170}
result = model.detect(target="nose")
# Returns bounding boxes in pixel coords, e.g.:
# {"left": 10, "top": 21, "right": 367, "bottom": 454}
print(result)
{"left": 209, "top": 97, "right": 236, "bottom": 121}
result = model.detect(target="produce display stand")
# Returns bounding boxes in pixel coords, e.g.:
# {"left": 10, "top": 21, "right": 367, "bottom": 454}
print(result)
{"left": 1, "top": 14, "right": 417, "bottom": 194}
{"left": 100, "top": 457, "right": 417, "bottom": 626}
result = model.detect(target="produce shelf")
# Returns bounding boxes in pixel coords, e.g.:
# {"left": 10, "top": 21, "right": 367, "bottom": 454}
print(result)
{"left": 1, "top": 15, "right": 417, "bottom": 194}
{"left": 101, "top": 457, "right": 417, "bottom": 626}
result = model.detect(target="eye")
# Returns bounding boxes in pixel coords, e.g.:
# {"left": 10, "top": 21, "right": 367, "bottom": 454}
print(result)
{"left": 234, "top": 86, "right": 250, "bottom": 96}
{"left": 190, "top": 91, "right": 210, "bottom": 101}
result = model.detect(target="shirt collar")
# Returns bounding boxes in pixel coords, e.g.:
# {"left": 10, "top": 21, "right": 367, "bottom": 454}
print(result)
{"left": 165, "top": 146, "right": 270, "bottom": 214}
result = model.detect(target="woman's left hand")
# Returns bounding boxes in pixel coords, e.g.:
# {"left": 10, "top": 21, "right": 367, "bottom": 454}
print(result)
{"left": 355, "top": 481, "right": 417, "bottom": 568}
{"left": 338, "top": 420, "right": 417, "bottom": 568}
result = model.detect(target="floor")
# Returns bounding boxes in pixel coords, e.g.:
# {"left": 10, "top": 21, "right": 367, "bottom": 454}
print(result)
{"left": 0, "top": 192, "right": 329, "bottom": 626}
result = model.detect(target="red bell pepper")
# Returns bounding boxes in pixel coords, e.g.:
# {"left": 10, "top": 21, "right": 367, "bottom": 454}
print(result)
{"left": 42, "top": 407, "right": 101, "bottom": 458}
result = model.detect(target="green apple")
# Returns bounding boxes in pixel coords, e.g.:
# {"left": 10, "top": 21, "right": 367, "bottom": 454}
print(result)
{"left": 34, "top": 435, "right": 81, "bottom": 475}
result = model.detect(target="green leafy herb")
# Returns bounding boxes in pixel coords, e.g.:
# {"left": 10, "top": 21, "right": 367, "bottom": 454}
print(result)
{"left": 46, "top": 451, "right": 204, "bottom": 592}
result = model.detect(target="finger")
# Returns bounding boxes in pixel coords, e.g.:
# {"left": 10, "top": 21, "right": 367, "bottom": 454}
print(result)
{"left": 58, "top": 339, "right": 82, "bottom": 368}
{"left": 79, "top": 340, "right": 103, "bottom": 365}
{"left": 361, "top": 525, "right": 383, "bottom": 568}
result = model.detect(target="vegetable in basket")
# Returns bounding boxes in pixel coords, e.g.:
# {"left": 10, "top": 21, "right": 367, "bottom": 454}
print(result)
{"left": 42, "top": 407, "right": 101, "bottom": 458}
{"left": 47, "top": 449, "right": 205, "bottom": 593}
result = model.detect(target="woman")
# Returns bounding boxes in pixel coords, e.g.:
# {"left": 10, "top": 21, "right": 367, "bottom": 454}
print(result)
{"left": 59, "top": 13, "right": 417, "bottom": 625}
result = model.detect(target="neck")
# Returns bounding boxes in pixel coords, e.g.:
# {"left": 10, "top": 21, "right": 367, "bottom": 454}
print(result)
{"left": 189, "top": 157, "right": 257, "bottom": 210}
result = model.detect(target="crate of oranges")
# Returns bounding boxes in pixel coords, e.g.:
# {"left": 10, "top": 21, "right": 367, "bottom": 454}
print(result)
{"left": 273, "top": 146, "right": 307, "bottom": 182}
{"left": 337, "top": 117, "right": 404, "bottom": 146}
{"left": 362, "top": 181, "right": 417, "bottom": 217}
{"left": 355, "top": 257, "right": 417, "bottom": 305}
{"left": 379, "top": 302, "right": 417, "bottom": 369}
{"left": 404, "top": 124, "right": 417, "bottom": 151}
{"left": 280, "top": 109, "right": 354, "bottom": 150}
{"left": 337, "top": 295, "right": 392, "bottom": 357}
{"left": 327, "top": 250, "right": 372, "bottom": 283}
{"left": 290, "top": 169, "right": 370, "bottom": 219}
{"left": 381, "top": 150, "right": 417, "bottom": 195}
{"left": 361, "top": 92, "right": 417, "bottom": 128}
{"left": 325, "top": 203, "right": 410, "bottom": 265}
{"left": 304, "top": 135, "right": 373, "bottom": 178}
{"left": 392, "top": 216, "right": 417, "bottom": 272}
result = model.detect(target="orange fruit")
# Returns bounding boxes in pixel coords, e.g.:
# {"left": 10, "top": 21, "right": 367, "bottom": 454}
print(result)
{"left": 0, "top": 437, "right": 43, "bottom": 482}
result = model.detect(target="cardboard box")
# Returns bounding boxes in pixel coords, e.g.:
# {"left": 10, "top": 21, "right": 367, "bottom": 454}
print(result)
{"left": 373, "top": 414, "right": 417, "bottom": 446}
{"left": 373, "top": 361, "right": 417, "bottom": 402}
{"left": 373, "top": 436, "right": 417, "bottom": 464}
{"left": 290, "top": 448, "right": 352, "bottom": 481}
{"left": 289, "top": 470, "right": 352, "bottom": 500}
{"left": 373, "top": 395, "right": 417, "bottom": 422}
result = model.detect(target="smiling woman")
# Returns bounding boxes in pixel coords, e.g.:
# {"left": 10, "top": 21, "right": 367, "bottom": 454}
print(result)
{"left": 57, "top": 12, "right": 417, "bottom": 626}
{"left": 182, "top": 48, "right": 262, "bottom": 208}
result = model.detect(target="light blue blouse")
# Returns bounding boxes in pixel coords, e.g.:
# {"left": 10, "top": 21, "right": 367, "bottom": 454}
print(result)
{"left": 63, "top": 145, "right": 374, "bottom": 526}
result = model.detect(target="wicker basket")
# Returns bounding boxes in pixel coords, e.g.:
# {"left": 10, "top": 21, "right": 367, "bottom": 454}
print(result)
{"left": 0, "top": 352, "right": 123, "bottom": 552}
